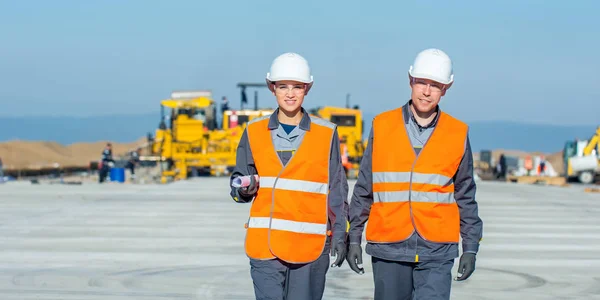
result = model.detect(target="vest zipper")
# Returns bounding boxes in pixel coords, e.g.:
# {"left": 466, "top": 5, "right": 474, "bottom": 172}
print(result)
{"left": 406, "top": 112, "right": 440, "bottom": 246}
{"left": 408, "top": 157, "right": 419, "bottom": 263}
{"left": 407, "top": 119, "right": 438, "bottom": 261}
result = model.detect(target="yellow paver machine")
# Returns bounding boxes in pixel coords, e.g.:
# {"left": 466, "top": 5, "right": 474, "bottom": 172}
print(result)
{"left": 147, "top": 87, "right": 368, "bottom": 183}
{"left": 148, "top": 90, "right": 250, "bottom": 183}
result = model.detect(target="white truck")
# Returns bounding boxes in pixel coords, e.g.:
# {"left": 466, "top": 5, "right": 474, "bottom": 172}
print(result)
{"left": 564, "top": 126, "right": 600, "bottom": 184}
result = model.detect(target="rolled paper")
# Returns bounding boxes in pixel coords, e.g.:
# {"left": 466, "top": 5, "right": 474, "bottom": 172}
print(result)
{"left": 232, "top": 174, "right": 260, "bottom": 188}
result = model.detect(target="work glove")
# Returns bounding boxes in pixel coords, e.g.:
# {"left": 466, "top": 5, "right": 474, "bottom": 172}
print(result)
{"left": 346, "top": 244, "right": 365, "bottom": 274}
{"left": 238, "top": 175, "right": 258, "bottom": 197}
{"left": 455, "top": 252, "right": 476, "bottom": 281}
{"left": 330, "top": 239, "right": 347, "bottom": 267}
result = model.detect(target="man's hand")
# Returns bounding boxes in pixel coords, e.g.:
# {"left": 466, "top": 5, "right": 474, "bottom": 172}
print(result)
{"left": 330, "top": 239, "right": 347, "bottom": 267}
{"left": 455, "top": 252, "right": 476, "bottom": 281}
{"left": 346, "top": 244, "right": 364, "bottom": 274}
{"left": 239, "top": 175, "right": 258, "bottom": 196}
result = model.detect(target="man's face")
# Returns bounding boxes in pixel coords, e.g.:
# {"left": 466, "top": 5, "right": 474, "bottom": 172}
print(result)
{"left": 272, "top": 80, "right": 307, "bottom": 114}
{"left": 409, "top": 77, "right": 447, "bottom": 113}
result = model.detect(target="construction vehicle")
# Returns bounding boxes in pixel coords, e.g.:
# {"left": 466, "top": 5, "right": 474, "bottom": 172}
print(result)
{"left": 474, "top": 150, "right": 494, "bottom": 180}
{"left": 564, "top": 126, "right": 600, "bottom": 184}
{"left": 309, "top": 105, "right": 365, "bottom": 179}
{"left": 221, "top": 83, "right": 275, "bottom": 130}
{"left": 148, "top": 82, "right": 367, "bottom": 182}
{"left": 222, "top": 109, "right": 275, "bottom": 130}
{"left": 474, "top": 150, "right": 521, "bottom": 181}
{"left": 149, "top": 90, "right": 243, "bottom": 183}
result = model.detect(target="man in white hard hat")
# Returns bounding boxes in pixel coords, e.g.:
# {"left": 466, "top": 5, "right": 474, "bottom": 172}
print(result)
{"left": 230, "top": 52, "right": 349, "bottom": 299}
{"left": 345, "top": 48, "right": 483, "bottom": 299}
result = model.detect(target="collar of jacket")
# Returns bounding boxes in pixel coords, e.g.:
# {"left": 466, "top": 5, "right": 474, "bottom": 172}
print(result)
{"left": 403, "top": 100, "right": 440, "bottom": 129}
{"left": 268, "top": 107, "right": 311, "bottom": 131}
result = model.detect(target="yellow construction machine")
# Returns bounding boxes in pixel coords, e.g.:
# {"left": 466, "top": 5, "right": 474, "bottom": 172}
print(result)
{"left": 310, "top": 106, "right": 366, "bottom": 179}
{"left": 149, "top": 91, "right": 243, "bottom": 183}
{"left": 146, "top": 83, "right": 369, "bottom": 183}
{"left": 564, "top": 126, "right": 600, "bottom": 184}
{"left": 220, "top": 82, "right": 275, "bottom": 129}
{"left": 221, "top": 109, "right": 274, "bottom": 130}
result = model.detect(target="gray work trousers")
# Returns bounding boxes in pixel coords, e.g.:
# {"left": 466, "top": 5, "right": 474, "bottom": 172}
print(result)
{"left": 372, "top": 256, "right": 454, "bottom": 300}
{"left": 249, "top": 252, "right": 330, "bottom": 300}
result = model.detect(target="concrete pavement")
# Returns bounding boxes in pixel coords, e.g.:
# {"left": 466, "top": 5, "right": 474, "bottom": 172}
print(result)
{"left": 0, "top": 177, "right": 599, "bottom": 299}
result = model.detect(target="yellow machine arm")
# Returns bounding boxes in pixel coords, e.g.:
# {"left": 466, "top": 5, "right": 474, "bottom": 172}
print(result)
{"left": 583, "top": 126, "right": 600, "bottom": 156}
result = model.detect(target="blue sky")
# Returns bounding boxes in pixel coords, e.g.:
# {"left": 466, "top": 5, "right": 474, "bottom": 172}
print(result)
{"left": 1, "top": 0, "right": 598, "bottom": 125}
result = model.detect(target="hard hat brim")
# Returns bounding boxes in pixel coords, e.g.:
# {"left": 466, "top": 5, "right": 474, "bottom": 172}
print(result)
{"left": 265, "top": 74, "right": 313, "bottom": 84}
{"left": 408, "top": 69, "right": 453, "bottom": 85}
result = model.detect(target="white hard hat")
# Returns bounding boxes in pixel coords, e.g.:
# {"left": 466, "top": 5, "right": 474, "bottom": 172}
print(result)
{"left": 266, "top": 52, "right": 313, "bottom": 93}
{"left": 408, "top": 48, "right": 454, "bottom": 85}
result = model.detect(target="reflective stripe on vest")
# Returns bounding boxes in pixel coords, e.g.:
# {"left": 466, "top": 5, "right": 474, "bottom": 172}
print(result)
{"left": 247, "top": 217, "right": 328, "bottom": 235}
{"left": 373, "top": 172, "right": 454, "bottom": 204}
{"left": 366, "top": 108, "right": 467, "bottom": 244}
{"left": 259, "top": 176, "right": 329, "bottom": 195}
{"left": 244, "top": 116, "right": 334, "bottom": 264}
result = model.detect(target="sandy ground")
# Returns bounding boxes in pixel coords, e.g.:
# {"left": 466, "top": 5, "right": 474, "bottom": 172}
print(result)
{"left": 0, "top": 139, "right": 146, "bottom": 169}
{"left": 0, "top": 178, "right": 599, "bottom": 299}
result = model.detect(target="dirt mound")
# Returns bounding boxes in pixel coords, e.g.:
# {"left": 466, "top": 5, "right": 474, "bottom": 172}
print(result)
{"left": 0, "top": 138, "right": 147, "bottom": 169}
{"left": 545, "top": 151, "right": 564, "bottom": 175}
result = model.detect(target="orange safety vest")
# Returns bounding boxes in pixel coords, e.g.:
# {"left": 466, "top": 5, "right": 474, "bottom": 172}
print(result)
{"left": 245, "top": 116, "right": 334, "bottom": 263}
{"left": 367, "top": 108, "right": 468, "bottom": 244}
{"left": 524, "top": 156, "right": 533, "bottom": 170}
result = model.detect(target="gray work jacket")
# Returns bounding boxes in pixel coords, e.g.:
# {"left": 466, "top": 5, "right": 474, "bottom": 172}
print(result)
{"left": 349, "top": 101, "right": 483, "bottom": 262}
{"left": 230, "top": 107, "right": 350, "bottom": 253}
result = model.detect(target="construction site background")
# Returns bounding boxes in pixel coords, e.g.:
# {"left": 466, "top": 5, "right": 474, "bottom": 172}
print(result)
{"left": 0, "top": 142, "right": 568, "bottom": 178}
{"left": 0, "top": 89, "right": 597, "bottom": 187}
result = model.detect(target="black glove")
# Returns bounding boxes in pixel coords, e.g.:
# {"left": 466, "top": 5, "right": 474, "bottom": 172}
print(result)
{"left": 239, "top": 175, "right": 258, "bottom": 196}
{"left": 330, "top": 239, "right": 347, "bottom": 267}
{"left": 346, "top": 244, "right": 364, "bottom": 274}
{"left": 455, "top": 252, "right": 476, "bottom": 281}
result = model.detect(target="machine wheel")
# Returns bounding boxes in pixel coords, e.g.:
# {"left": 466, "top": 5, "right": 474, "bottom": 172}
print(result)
{"left": 578, "top": 171, "right": 595, "bottom": 184}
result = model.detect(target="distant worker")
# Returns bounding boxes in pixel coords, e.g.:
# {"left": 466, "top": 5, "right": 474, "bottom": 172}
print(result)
{"left": 339, "top": 136, "right": 351, "bottom": 176}
{"left": 538, "top": 155, "right": 546, "bottom": 176}
{"left": 497, "top": 154, "right": 507, "bottom": 179}
{"left": 99, "top": 143, "right": 114, "bottom": 183}
{"left": 125, "top": 148, "right": 141, "bottom": 180}
{"left": 221, "top": 96, "right": 230, "bottom": 112}
{"left": 230, "top": 52, "right": 349, "bottom": 300}
{"left": 524, "top": 155, "right": 533, "bottom": 176}
{"left": 220, "top": 96, "right": 230, "bottom": 129}
{"left": 346, "top": 48, "right": 484, "bottom": 299}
